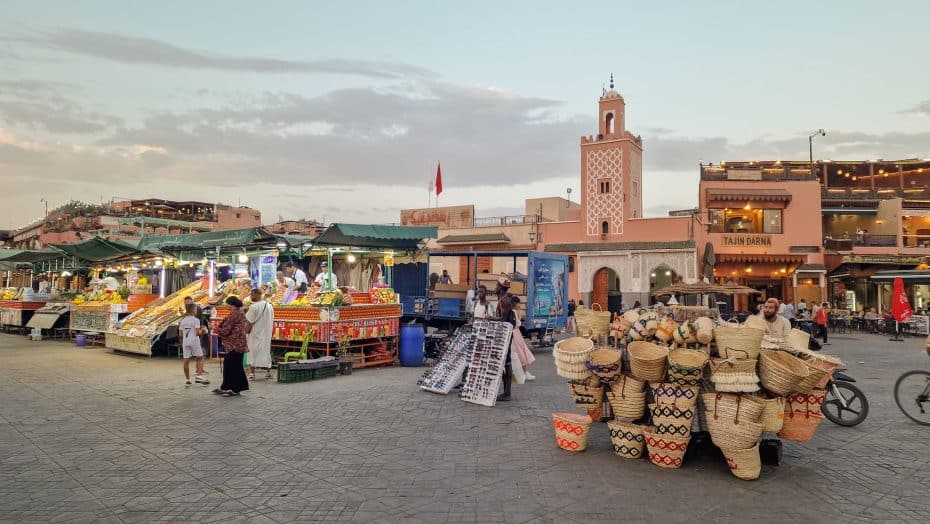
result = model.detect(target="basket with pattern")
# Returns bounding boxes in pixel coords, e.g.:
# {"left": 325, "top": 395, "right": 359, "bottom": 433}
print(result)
{"left": 644, "top": 427, "right": 690, "bottom": 469}
{"left": 759, "top": 350, "right": 810, "bottom": 396}
{"left": 607, "top": 420, "right": 645, "bottom": 459}
{"left": 714, "top": 323, "right": 764, "bottom": 360}
{"left": 702, "top": 392, "right": 765, "bottom": 423}
{"left": 627, "top": 341, "right": 669, "bottom": 383}
{"left": 585, "top": 348, "right": 623, "bottom": 383}
{"left": 760, "top": 396, "right": 786, "bottom": 433}
{"left": 650, "top": 382, "right": 700, "bottom": 409}
{"left": 568, "top": 379, "right": 604, "bottom": 410}
{"left": 667, "top": 349, "right": 708, "bottom": 387}
{"left": 575, "top": 304, "right": 611, "bottom": 339}
{"left": 649, "top": 403, "right": 695, "bottom": 438}
{"left": 630, "top": 311, "right": 659, "bottom": 341}
{"left": 777, "top": 408, "right": 824, "bottom": 442}
{"left": 692, "top": 317, "right": 715, "bottom": 345}
{"left": 551, "top": 412, "right": 594, "bottom": 451}
{"left": 607, "top": 374, "right": 646, "bottom": 422}
{"left": 722, "top": 443, "right": 762, "bottom": 481}
{"left": 708, "top": 355, "right": 760, "bottom": 393}
{"left": 554, "top": 337, "right": 595, "bottom": 380}
{"left": 785, "top": 389, "right": 826, "bottom": 412}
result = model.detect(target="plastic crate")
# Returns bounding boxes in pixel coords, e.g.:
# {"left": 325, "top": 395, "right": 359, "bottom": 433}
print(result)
{"left": 312, "top": 365, "right": 338, "bottom": 379}
{"left": 277, "top": 363, "right": 314, "bottom": 383}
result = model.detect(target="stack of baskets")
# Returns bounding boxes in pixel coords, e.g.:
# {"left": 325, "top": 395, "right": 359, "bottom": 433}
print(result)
{"left": 575, "top": 304, "right": 611, "bottom": 340}
{"left": 703, "top": 392, "right": 765, "bottom": 480}
{"left": 554, "top": 337, "right": 594, "bottom": 380}
{"left": 607, "top": 374, "right": 646, "bottom": 422}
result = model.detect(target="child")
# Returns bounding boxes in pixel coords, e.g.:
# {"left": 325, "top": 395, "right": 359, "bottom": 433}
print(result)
{"left": 180, "top": 303, "right": 210, "bottom": 386}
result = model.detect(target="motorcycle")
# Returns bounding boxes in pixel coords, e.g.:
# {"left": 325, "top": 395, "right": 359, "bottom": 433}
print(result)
{"left": 820, "top": 368, "right": 869, "bottom": 426}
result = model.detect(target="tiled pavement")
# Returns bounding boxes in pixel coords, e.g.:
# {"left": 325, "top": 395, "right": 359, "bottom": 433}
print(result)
{"left": 1, "top": 332, "right": 929, "bottom": 523}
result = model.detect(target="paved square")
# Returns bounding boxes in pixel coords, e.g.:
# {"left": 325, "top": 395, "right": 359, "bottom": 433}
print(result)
{"left": 1, "top": 332, "right": 928, "bottom": 523}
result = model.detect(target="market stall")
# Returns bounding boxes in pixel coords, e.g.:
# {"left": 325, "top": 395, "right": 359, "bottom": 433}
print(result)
{"left": 0, "top": 287, "right": 48, "bottom": 331}
{"left": 26, "top": 302, "right": 71, "bottom": 338}
{"left": 106, "top": 280, "right": 212, "bottom": 355}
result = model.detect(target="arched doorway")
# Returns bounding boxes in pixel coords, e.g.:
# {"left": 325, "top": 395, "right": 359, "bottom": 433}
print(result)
{"left": 649, "top": 265, "right": 677, "bottom": 305}
{"left": 593, "top": 267, "right": 622, "bottom": 313}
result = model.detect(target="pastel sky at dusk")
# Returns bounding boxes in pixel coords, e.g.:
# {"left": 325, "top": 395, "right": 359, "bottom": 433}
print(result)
{"left": 2, "top": 0, "right": 928, "bottom": 229}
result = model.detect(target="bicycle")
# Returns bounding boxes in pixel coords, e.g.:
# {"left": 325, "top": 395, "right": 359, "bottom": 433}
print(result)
{"left": 893, "top": 348, "right": 930, "bottom": 426}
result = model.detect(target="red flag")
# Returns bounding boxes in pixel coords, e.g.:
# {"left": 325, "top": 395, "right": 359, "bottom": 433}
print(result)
{"left": 435, "top": 162, "right": 443, "bottom": 196}
{"left": 892, "top": 276, "right": 913, "bottom": 323}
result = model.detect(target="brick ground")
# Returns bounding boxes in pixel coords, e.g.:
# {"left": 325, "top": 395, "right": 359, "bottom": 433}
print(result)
{"left": 0, "top": 331, "right": 928, "bottom": 523}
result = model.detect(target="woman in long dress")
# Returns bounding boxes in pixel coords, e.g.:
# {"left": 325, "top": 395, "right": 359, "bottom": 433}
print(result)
{"left": 214, "top": 296, "right": 250, "bottom": 397}
{"left": 246, "top": 288, "right": 275, "bottom": 380}
{"left": 509, "top": 296, "right": 536, "bottom": 381}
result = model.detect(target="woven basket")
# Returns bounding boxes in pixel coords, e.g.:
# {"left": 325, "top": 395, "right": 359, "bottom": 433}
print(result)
{"left": 655, "top": 317, "right": 678, "bottom": 344}
{"left": 552, "top": 412, "right": 593, "bottom": 451}
{"left": 786, "top": 328, "right": 810, "bottom": 353}
{"left": 786, "top": 389, "right": 826, "bottom": 411}
{"left": 649, "top": 403, "right": 695, "bottom": 438}
{"left": 706, "top": 416, "right": 764, "bottom": 450}
{"left": 575, "top": 304, "right": 611, "bottom": 339}
{"left": 692, "top": 317, "right": 715, "bottom": 345}
{"left": 628, "top": 341, "right": 669, "bottom": 383}
{"left": 794, "top": 360, "right": 830, "bottom": 394}
{"left": 714, "top": 324, "right": 764, "bottom": 360}
{"left": 743, "top": 315, "right": 768, "bottom": 332}
{"left": 673, "top": 321, "right": 698, "bottom": 346}
{"left": 668, "top": 349, "right": 708, "bottom": 386}
{"left": 630, "top": 311, "right": 659, "bottom": 341}
{"left": 702, "top": 392, "right": 765, "bottom": 423}
{"left": 608, "top": 375, "right": 646, "bottom": 421}
{"left": 759, "top": 350, "right": 810, "bottom": 396}
{"left": 608, "top": 420, "right": 645, "bottom": 459}
{"left": 554, "top": 337, "right": 595, "bottom": 363}
{"left": 760, "top": 396, "right": 786, "bottom": 433}
{"left": 650, "top": 383, "right": 700, "bottom": 409}
{"left": 777, "top": 409, "right": 824, "bottom": 442}
{"left": 585, "top": 348, "right": 623, "bottom": 383}
{"left": 722, "top": 443, "right": 761, "bottom": 481}
{"left": 568, "top": 380, "right": 604, "bottom": 410}
{"left": 796, "top": 355, "right": 838, "bottom": 391}
{"left": 708, "top": 357, "right": 760, "bottom": 393}
{"left": 644, "top": 428, "right": 690, "bottom": 469}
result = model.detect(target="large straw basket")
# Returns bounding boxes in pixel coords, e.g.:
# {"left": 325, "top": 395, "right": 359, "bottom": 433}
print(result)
{"left": 777, "top": 408, "right": 823, "bottom": 442}
{"left": 702, "top": 392, "right": 765, "bottom": 423}
{"left": 627, "top": 341, "right": 669, "bottom": 383}
{"left": 649, "top": 403, "right": 695, "bottom": 438}
{"left": 759, "top": 350, "right": 810, "bottom": 396}
{"left": 668, "top": 349, "right": 708, "bottom": 387}
{"left": 743, "top": 314, "right": 768, "bottom": 332}
{"left": 708, "top": 357, "right": 760, "bottom": 393}
{"left": 608, "top": 420, "right": 645, "bottom": 459}
{"left": 575, "top": 304, "right": 611, "bottom": 339}
{"left": 714, "top": 324, "right": 764, "bottom": 360}
{"left": 786, "top": 328, "right": 810, "bottom": 353}
{"left": 586, "top": 348, "right": 623, "bottom": 383}
{"left": 760, "top": 396, "right": 786, "bottom": 433}
{"left": 693, "top": 317, "right": 715, "bottom": 345}
{"left": 795, "top": 354, "right": 838, "bottom": 391}
{"left": 568, "top": 380, "right": 604, "bottom": 410}
{"left": 552, "top": 412, "right": 593, "bottom": 451}
{"left": 786, "top": 390, "right": 826, "bottom": 412}
{"left": 644, "top": 428, "right": 690, "bottom": 469}
{"left": 706, "top": 415, "right": 764, "bottom": 450}
{"left": 723, "top": 443, "right": 762, "bottom": 481}
{"left": 651, "top": 383, "right": 700, "bottom": 409}
{"left": 794, "top": 360, "right": 830, "bottom": 393}
{"left": 554, "top": 337, "right": 595, "bottom": 380}
{"left": 673, "top": 321, "right": 697, "bottom": 346}
{"left": 630, "top": 311, "right": 659, "bottom": 341}
{"left": 608, "top": 374, "right": 646, "bottom": 422}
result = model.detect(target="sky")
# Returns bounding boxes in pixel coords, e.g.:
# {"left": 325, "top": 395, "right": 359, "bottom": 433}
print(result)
{"left": 1, "top": 0, "right": 929, "bottom": 229}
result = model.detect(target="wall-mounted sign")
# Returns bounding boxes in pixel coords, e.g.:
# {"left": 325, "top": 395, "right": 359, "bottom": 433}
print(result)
{"left": 721, "top": 235, "right": 772, "bottom": 247}
{"left": 726, "top": 169, "right": 763, "bottom": 181}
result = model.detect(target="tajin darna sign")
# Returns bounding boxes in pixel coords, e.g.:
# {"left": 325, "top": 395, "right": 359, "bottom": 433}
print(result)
{"left": 721, "top": 235, "right": 772, "bottom": 247}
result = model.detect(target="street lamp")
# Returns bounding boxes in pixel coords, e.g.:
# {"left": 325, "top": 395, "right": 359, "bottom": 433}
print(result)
{"left": 809, "top": 129, "right": 826, "bottom": 177}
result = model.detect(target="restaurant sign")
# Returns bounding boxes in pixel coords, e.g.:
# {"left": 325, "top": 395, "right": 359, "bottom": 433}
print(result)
{"left": 726, "top": 169, "right": 763, "bottom": 181}
{"left": 721, "top": 235, "right": 772, "bottom": 247}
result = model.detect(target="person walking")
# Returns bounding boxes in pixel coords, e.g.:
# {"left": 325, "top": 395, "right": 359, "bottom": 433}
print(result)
{"left": 567, "top": 299, "right": 577, "bottom": 334}
{"left": 245, "top": 288, "right": 275, "bottom": 381}
{"left": 815, "top": 301, "right": 830, "bottom": 345}
{"left": 213, "top": 296, "right": 250, "bottom": 397}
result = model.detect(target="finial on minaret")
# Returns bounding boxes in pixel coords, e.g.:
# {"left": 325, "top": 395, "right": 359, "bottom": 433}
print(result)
{"left": 609, "top": 73, "right": 614, "bottom": 90}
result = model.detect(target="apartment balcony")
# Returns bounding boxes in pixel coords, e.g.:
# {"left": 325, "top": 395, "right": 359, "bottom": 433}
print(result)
{"left": 472, "top": 215, "right": 546, "bottom": 228}
{"left": 824, "top": 235, "right": 897, "bottom": 252}
{"left": 822, "top": 187, "right": 930, "bottom": 202}
{"left": 700, "top": 165, "right": 818, "bottom": 181}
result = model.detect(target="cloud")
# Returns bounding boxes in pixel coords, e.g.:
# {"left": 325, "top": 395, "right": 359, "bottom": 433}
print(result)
{"left": 900, "top": 100, "right": 930, "bottom": 116}
{"left": 0, "top": 79, "right": 122, "bottom": 134}
{"left": 12, "top": 28, "right": 435, "bottom": 79}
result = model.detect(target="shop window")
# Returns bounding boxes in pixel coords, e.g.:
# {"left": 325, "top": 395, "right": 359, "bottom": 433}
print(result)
{"left": 763, "top": 209, "right": 783, "bottom": 234}
{"left": 708, "top": 207, "right": 782, "bottom": 234}
{"left": 598, "top": 180, "right": 611, "bottom": 194}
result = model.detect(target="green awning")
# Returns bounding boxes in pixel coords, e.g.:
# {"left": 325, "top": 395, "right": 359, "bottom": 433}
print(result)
{"left": 871, "top": 270, "right": 930, "bottom": 283}
{"left": 136, "top": 227, "right": 273, "bottom": 252}
{"left": 822, "top": 208, "right": 877, "bottom": 215}
{"left": 49, "top": 237, "right": 142, "bottom": 263}
{"left": 0, "top": 249, "right": 65, "bottom": 263}
{"left": 313, "top": 224, "right": 437, "bottom": 249}
{"left": 274, "top": 234, "right": 317, "bottom": 248}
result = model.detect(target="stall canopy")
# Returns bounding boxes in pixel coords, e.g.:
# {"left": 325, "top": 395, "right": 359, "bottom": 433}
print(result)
{"left": 871, "top": 270, "right": 930, "bottom": 284}
{"left": 0, "top": 249, "right": 63, "bottom": 264}
{"left": 49, "top": 237, "right": 142, "bottom": 263}
{"left": 136, "top": 227, "right": 275, "bottom": 254}
{"left": 274, "top": 234, "right": 317, "bottom": 248}
{"left": 312, "top": 224, "right": 438, "bottom": 250}
{"left": 653, "top": 282, "right": 763, "bottom": 296}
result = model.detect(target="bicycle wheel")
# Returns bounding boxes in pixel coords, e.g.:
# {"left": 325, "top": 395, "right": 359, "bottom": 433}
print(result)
{"left": 894, "top": 370, "right": 930, "bottom": 426}
{"left": 821, "top": 381, "right": 869, "bottom": 427}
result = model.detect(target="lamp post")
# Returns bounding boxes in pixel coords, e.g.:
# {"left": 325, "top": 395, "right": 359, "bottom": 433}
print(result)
{"left": 809, "top": 129, "right": 826, "bottom": 177}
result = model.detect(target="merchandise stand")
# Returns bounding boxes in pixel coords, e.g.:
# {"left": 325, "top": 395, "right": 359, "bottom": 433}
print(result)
{"left": 460, "top": 319, "right": 513, "bottom": 407}
{"left": 420, "top": 325, "right": 474, "bottom": 394}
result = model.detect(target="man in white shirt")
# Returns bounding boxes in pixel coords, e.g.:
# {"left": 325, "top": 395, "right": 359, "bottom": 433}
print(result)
{"left": 471, "top": 285, "right": 493, "bottom": 320}
{"left": 798, "top": 299, "right": 807, "bottom": 314}
{"left": 246, "top": 288, "right": 275, "bottom": 380}
{"left": 313, "top": 260, "right": 338, "bottom": 287}
{"left": 286, "top": 262, "right": 310, "bottom": 291}
{"left": 758, "top": 298, "right": 791, "bottom": 339}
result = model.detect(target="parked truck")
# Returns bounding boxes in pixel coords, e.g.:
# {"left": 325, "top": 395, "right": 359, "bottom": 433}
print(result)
{"left": 394, "top": 250, "right": 569, "bottom": 339}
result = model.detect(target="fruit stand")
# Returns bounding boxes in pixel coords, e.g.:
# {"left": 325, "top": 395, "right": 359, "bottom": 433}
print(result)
{"left": 106, "top": 281, "right": 211, "bottom": 356}
{"left": 0, "top": 288, "right": 48, "bottom": 331}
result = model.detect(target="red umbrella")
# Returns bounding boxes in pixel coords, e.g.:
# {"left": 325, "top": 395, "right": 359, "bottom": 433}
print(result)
{"left": 891, "top": 276, "right": 913, "bottom": 323}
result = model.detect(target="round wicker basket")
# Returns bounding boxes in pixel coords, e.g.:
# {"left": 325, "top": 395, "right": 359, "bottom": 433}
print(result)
{"left": 627, "top": 341, "right": 669, "bottom": 383}
{"left": 759, "top": 350, "right": 810, "bottom": 396}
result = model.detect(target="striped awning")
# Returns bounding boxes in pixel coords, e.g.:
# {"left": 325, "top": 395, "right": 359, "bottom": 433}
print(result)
{"left": 717, "top": 254, "right": 806, "bottom": 264}
{"left": 822, "top": 207, "right": 877, "bottom": 215}
{"left": 707, "top": 188, "right": 791, "bottom": 202}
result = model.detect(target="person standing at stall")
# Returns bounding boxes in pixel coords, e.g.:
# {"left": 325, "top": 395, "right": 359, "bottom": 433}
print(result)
{"left": 495, "top": 295, "right": 517, "bottom": 402}
{"left": 815, "top": 301, "right": 830, "bottom": 345}
{"left": 180, "top": 304, "right": 209, "bottom": 386}
{"left": 509, "top": 295, "right": 536, "bottom": 381}
{"left": 246, "top": 288, "right": 275, "bottom": 381}
{"left": 213, "top": 297, "right": 250, "bottom": 397}
{"left": 313, "top": 261, "right": 338, "bottom": 287}
{"left": 471, "top": 285, "right": 493, "bottom": 320}
{"left": 286, "top": 262, "right": 309, "bottom": 292}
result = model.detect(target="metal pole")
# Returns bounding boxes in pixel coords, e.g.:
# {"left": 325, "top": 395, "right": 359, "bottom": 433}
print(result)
{"left": 809, "top": 136, "right": 814, "bottom": 177}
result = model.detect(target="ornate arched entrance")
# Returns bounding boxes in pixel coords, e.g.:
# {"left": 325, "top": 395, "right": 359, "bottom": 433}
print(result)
{"left": 592, "top": 267, "right": 622, "bottom": 312}
{"left": 649, "top": 265, "right": 678, "bottom": 305}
